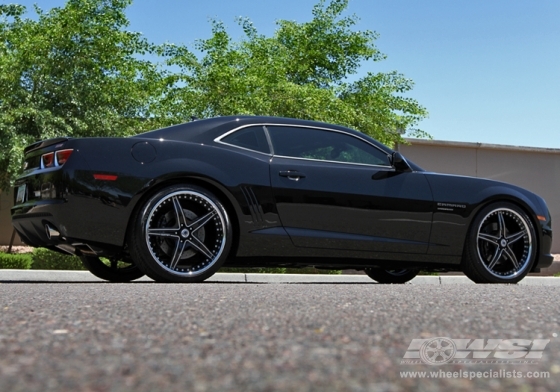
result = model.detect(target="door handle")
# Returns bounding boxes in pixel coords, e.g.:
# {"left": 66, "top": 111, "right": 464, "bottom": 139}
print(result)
{"left": 279, "top": 170, "right": 306, "bottom": 181}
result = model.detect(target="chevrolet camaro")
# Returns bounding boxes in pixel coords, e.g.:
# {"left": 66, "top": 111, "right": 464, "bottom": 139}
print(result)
{"left": 11, "top": 116, "right": 553, "bottom": 283}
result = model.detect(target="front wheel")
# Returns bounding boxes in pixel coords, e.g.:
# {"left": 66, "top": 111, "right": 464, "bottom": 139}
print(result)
{"left": 80, "top": 256, "right": 145, "bottom": 282}
{"left": 365, "top": 268, "right": 419, "bottom": 284}
{"left": 128, "top": 184, "right": 232, "bottom": 283}
{"left": 462, "top": 202, "right": 537, "bottom": 284}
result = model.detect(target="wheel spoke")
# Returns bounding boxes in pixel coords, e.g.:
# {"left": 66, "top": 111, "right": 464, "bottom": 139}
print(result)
{"left": 504, "top": 245, "right": 520, "bottom": 269}
{"left": 487, "top": 247, "right": 504, "bottom": 270}
{"left": 506, "top": 230, "right": 525, "bottom": 244}
{"left": 188, "top": 211, "right": 216, "bottom": 233}
{"left": 144, "top": 189, "right": 228, "bottom": 278}
{"left": 498, "top": 212, "right": 506, "bottom": 237}
{"left": 148, "top": 228, "right": 179, "bottom": 238}
{"left": 187, "top": 236, "right": 214, "bottom": 259}
{"left": 172, "top": 196, "right": 188, "bottom": 227}
{"left": 475, "top": 207, "right": 534, "bottom": 280}
{"left": 169, "top": 239, "right": 189, "bottom": 270}
{"left": 478, "top": 233, "right": 500, "bottom": 244}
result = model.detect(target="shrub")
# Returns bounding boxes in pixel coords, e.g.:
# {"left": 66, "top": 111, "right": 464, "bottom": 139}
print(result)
{"left": 0, "top": 253, "right": 33, "bottom": 269}
{"left": 31, "top": 248, "right": 85, "bottom": 270}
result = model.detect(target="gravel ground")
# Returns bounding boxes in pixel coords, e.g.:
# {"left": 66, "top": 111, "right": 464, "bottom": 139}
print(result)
{"left": 1, "top": 283, "right": 559, "bottom": 392}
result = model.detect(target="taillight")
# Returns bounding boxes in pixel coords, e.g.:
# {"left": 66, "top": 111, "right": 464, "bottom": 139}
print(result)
{"left": 41, "top": 149, "right": 73, "bottom": 169}
{"left": 55, "top": 149, "right": 73, "bottom": 165}
{"left": 41, "top": 152, "right": 55, "bottom": 168}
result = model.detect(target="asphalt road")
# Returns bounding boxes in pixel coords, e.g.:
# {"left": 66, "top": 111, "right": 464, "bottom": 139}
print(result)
{"left": 1, "top": 283, "right": 559, "bottom": 392}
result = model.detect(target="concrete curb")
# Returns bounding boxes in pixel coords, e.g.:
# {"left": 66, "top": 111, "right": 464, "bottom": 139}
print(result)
{"left": 0, "top": 270, "right": 559, "bottom": 285}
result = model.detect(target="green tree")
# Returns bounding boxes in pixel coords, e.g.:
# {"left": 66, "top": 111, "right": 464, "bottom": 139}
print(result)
{"left": 0, "top": 0, "right": 428, "bottom": 190}
{"left": 0, "top": 0, "right": 165, "bottom": 190}
{"left": 160, "top": 0, "right": 428, "bottom": 144}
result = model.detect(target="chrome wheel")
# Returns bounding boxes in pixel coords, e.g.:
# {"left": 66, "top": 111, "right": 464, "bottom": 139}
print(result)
{"left": 145, "top": 190, "right": 227, "bottom": 276}
{"left": 130, "top": 185, "right": 231, "bottom": 283}
{"left": 476, "top": 208, "right": 533, "bottom": 279}
{"left": 462, "top": 202, "right": 536, "bottom": 284}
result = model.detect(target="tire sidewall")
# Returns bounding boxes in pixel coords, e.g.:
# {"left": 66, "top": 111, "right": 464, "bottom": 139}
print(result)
{"left": 365, "top": 269, "right": 419, "bottom": 284}
{"left": 80, "top": 256, "right": 144, "bottom": 282}
{"left": 130, "top": 184, "right": 232, "bottom": 283}
{"left": 463, "top": 202, "right": 537, "bottom": 284}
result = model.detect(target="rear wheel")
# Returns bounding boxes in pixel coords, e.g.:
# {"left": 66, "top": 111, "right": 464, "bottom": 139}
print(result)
{"left": 129, "top": 184, "right": 232, "bottom": 283}
{"left": 80, "top": 256, "right": 144, "bottom": 282}
{"left": 365, "top": 268, "right": 419, "bottom": 284}
{"left": 462, "top": 202, "right": 536, "bottom": 283}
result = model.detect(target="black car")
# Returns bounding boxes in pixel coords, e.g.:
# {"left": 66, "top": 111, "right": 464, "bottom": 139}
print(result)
{"left": 11, "top": 116, "right": 553, "bottom": 284}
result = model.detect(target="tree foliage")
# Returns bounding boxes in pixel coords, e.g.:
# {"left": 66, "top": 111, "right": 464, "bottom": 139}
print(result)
{"left": 0, "top": 0, "right": 428, "bottom": 190}
{"left": 160, "top": 0, "right": 428, "bottom": 144}
{"left": 0, "top": 0, "right": 164, "bottom": 189}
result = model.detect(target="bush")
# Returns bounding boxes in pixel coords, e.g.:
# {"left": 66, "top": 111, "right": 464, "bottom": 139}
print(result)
{"left": 31, "top": 248, "right": 85, "bottom": 270}
{"left": 0, "top": 253, "right": 33, "bottom": 269}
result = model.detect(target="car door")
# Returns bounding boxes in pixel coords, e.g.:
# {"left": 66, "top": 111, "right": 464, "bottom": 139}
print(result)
{"left": 267, "top": 125, "right": 434, "bottom": 254}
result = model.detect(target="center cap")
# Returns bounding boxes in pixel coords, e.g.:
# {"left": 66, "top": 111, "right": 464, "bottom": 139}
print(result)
{"left": 500, "top": 239, "right": 508, "bottom": 248}
{"left": 180, "top": 228, "right": 190, "bottom": 238}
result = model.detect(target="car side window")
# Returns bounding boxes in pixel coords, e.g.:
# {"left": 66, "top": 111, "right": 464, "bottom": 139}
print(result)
{"left": 267, "top": 126, "right": 390, "bottom": 166}
{"left": 221, "top": 126, "right": 270, "bottom": 154}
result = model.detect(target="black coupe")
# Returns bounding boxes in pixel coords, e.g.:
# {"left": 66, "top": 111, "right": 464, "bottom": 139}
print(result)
{"left": 11, "top": 116, "right": 553, "bottom": 283}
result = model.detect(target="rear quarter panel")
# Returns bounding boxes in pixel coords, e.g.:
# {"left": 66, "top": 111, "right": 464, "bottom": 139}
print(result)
{"left": 68, "top": 137, "right": 275, "bottom": 248}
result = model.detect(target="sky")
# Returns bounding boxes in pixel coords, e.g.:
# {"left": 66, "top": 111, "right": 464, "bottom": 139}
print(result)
{"left": 12, "top": 0, "right": 560, "bottom": 149}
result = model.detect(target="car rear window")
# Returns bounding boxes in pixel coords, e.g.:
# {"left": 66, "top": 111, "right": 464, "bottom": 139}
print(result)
{"left": 220, "top": 126, "right": 270, "bottom": 154}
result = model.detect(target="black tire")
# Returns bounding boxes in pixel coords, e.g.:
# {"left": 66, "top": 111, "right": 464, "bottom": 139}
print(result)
{"left": 462, "top": 202, "right": 537, "bottom": 284}
{"left": 80, "top": 256, "right": 144, "bottom": 282}
{"left": 365, "top": 268, "right": 419, "bottom": 284}
{"left": 128, "top": 184, "right": 232, "bottom": 283}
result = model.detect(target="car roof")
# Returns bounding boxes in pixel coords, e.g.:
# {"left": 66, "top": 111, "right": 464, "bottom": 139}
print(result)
{"left": 132, "top": 115, "right": 428, "bottom": 171}
{"left": 134, "top": 115, "right": 394, "bottom": 153}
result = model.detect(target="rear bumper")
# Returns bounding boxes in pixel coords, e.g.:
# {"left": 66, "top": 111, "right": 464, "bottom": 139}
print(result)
{"left": 11, "top": 174, "right": 132, "bottom": 258}
{"left": 12, "top": 205, "right": 123, "bottom": 258}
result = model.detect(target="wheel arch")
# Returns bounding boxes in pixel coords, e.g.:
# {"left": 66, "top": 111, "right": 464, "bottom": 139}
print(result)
{"left": 123, "top": 175, "right": 241, "bottom": 259}
{"left": 462, "top": 194, "right": 542, "bottom": 272}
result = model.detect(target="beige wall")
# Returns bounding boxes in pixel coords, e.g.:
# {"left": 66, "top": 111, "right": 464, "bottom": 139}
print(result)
{"left": 2, "top": 139, "right": 559, "bottom": 252}
{"left": 0, "top": 190, "right": 22, "bottom": 247}
{"left": 400, "top": 139, "right": 560, "bottom": 253}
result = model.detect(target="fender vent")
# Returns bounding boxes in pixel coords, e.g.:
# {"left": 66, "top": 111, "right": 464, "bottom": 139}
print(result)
{"left": 241, "top": 186, "right": 264, "bottom": 223}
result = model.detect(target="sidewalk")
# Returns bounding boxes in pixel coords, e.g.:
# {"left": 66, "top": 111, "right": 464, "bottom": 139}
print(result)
{"left": 1, "top": 270, "right": 559, "bottom": 285}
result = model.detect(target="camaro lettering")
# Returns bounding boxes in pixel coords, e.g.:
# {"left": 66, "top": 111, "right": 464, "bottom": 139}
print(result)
{"left": 437, "top": 202, "right": 467, "bottom": 209}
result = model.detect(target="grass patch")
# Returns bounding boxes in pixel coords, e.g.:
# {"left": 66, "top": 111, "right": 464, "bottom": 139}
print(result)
{"left": 418, "top": 271, "right": 440, "bottom": 276}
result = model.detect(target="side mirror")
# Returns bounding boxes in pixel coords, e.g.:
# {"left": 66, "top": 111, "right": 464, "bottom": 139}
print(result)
{"left": 391, "top": 152, "right": 412, "bottom": 172}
